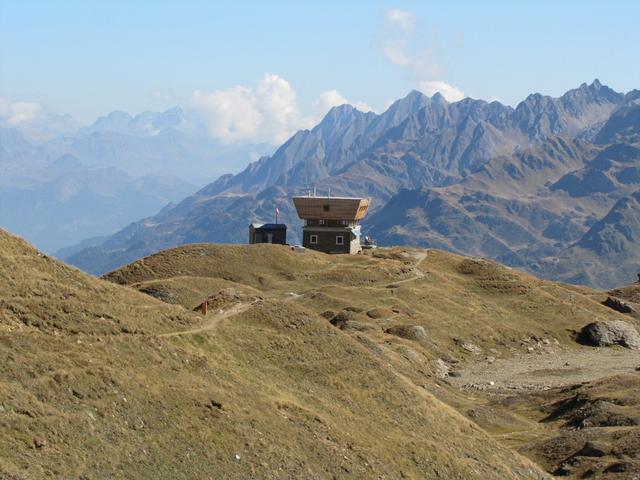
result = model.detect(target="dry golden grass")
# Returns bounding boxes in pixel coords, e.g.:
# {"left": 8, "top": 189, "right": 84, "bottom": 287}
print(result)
{"left": 0, "top": 231, "right": 550, "bottom": 479}
{"left": 102, "top": 242, "right": 640, "bottom": 479}
{"left": 112, "top": 244, "right": 627, "bottom": 360}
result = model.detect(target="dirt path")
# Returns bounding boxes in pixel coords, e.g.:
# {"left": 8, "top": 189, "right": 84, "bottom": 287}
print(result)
{"left": 380, "top": 251, "right": 428, "bottom": 287}
{"left": 160, "top": 250, "right": 428, "bottom": 338}
{"left": 273, "top": 250, "right": 429, "bottom": 300}
{"left": 448, "top": 347, "right": 640, "bottom": 394}
{"left": 158, "top": 302, "right": 254, "bottom": 337}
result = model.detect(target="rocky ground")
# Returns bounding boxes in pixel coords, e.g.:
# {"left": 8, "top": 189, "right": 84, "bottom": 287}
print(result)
{"left": 449, "top": 347, "right": 640, "bottom": 394}
{"left": 447, "top": 338, "right": 640, "bottom": 478}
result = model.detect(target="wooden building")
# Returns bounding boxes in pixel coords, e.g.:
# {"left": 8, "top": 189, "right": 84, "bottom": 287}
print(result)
{"left": 248, "top": 223, "right": 287, "bottom": 245}
{"left": 292, "top": 196, "right": 370, "bottom": 254}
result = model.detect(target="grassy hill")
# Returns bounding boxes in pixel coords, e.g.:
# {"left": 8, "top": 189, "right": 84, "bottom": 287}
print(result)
{"left": 1, "top": 229, "right": 554, "bottom": 479}
{"left": 103, "top": 243, "right": 640, "bottom": 478}
{"left": 105, "top": 243, "right": 625, "bottom": 358}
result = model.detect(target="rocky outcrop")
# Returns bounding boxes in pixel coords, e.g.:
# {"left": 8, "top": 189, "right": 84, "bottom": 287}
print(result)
{"left": 602, "top": 296, "right": 635, "bottom": 314}
{"left": 385, "top": 325, "right": 437, "bottom": 350}
{"left": 578, "top": 320, "right": 640, "bottom": 349}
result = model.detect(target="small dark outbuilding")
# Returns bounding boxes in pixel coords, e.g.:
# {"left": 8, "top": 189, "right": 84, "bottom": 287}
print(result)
{"left": 248, "top": 223, "right": 287, "bottom": 245}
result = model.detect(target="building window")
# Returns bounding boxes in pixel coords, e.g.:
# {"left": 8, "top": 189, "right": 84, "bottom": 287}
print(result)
{"left": 323, "top": 204, "right": 330, "bottom": 212}
{"left": 336, "top": 235, "right": 344, "bottom": 245}
{"left": 340, "top": 219, "right": 348, "bottom": 226}
{"left": 318, "top": 219, "right": 325, "bottom": 225}
{"left": 310, "top": 235, "right": 318, "bottom": 244}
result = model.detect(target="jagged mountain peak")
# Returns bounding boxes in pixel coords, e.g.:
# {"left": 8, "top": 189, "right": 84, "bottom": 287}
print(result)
{"left": 317, "top": 103, "right": 363, "bottom": 125}
{"left": 101, "top": 110, "right": 133, "bottom": 122}
{"left": 386, "top": 89, "right": 430, "bottom": 113}
{"left": 429, "top": 91, "right": 448, "bottom": 103}
{"left": 561, "top": 78, "right": 623, "bottom": 108}
{"left": 79, "top": 106, "right": 192, "bottom": 138}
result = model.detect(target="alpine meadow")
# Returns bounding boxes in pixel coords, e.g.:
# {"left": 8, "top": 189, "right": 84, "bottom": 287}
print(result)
{"left": 2, "top": 2, "right": 640, "bottom": 479}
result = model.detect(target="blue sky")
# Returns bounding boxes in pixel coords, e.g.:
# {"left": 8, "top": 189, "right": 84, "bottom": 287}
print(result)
{"left": 1, "top": 0, "right": 639, "bottom": 143}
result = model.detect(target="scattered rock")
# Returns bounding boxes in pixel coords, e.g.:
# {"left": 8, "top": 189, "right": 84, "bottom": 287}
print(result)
{"left": 576, "top": 441, "right": 608, "bottom": 458}
{"left": 457, "top": 339, "right": 481, "bottom": 355}
{"left": 320, "top": 310, "right": 336, "bottom": 320}
{"left": 602, "top": 296, "right": 635, "bottom": 314}
{"left": 207, "top": 400, "right": 223, "bottom": 410}
{"left": 385, "top": 325, "right": 434, "bottom": 348}
{"left": 398, "top": 346, "right": 422, "bottom": 363}
{"left": 343, "top": 321, "right": 378, "bottom": 332}
{"left": 366, "top": 308, "right": 392, "bottom": 319}
{"left": 603, "top": 462, "right": 633, "bottom": 474}
{"left": 343, "top": 306, "right": 364, "bottom": 313}
{"left": 330, "top": 311, "right": 357, "bottom": 329}
{"left": 138, "top": 286, "right": 174, "bottom": 302}
{"left": 553, "top": 462, "right": 573, "bottom": 476}
{"left": 194, "top": 288, "right": 260, "bottom": 313}
{"left": 433, "top": 359, "right": 450, "bottom": 378}
{"left": 549, "top": 394, "right": 638, "bottom": 429}
{"left": 32, "top": 437, "right": 46, "bottom": 449}
{"left": 578, "top": 320, "right": 640, "bottom": 349}
{"left": 440, "top": 353, "right": 459, "bottom": 364}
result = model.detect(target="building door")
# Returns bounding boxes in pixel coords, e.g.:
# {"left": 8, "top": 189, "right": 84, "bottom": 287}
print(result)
{"left": 266, "top": 233, "right": 273, "bottom": 243}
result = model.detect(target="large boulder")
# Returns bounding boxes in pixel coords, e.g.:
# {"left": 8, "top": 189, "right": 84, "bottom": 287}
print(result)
{"left": 578, "top": 320, "right": 640, "bottom": 349}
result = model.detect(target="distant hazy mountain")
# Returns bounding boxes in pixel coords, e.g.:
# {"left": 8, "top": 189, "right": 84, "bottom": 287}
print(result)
{"left": 49, "top": 107, "right": 272, "bottom": 183}
{"left": 0, "top": 156, "right": 195, "bottom": 252}
{"left": 63, "top": 80, "right": 640, "bottom": 288}
{"left": 0, "top": 111, "right": 80, "bottom": 144}
{"left": 0, "top": 106, "right": 274, "bottom": 252}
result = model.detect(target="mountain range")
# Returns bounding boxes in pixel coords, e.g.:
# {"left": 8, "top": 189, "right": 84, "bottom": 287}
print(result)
{"left": 44, "top": 81, "right": 639, "bottom": 288}
{"left": 0, "top": 108, "right": 272, "bottom": 251}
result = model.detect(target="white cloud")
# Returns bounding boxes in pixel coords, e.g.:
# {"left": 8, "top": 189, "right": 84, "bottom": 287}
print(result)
{"left": 354, "top": 101, "right": 375, "bottom": 112}
{"left": 193, "top": 76, "right": 375, "bottom": 145}
{"left": 192, "top": 74, "right": 302, "bottom": 144}
{"left": 385, "top": 9, "right": 415, "bottom": 31}
{"left": 419, "top": 80, "right": 465, "bottom": 102}
{"left": 381, "top": 9, "right": 465, "bottom": 103}
{"left": 0, "top": 97, "right": 44, "bottom": 126}
{"left": 313, "top": 89, "right": 375, "bottom": 119}
{"left": 313, "top": 89, "right": 349, "bottom": 113}
{"left": 382, "top": 8, "right": 437, "bottom": 74}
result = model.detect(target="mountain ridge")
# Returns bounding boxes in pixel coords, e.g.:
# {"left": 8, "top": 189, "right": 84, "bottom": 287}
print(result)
{"left": 61, "top": 80, "right": 640, "bottom": 288}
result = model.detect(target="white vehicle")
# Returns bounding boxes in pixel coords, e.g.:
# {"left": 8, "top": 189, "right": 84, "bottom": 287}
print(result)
{"left": 291, "top": 245, "right": 306, "bottom": 252}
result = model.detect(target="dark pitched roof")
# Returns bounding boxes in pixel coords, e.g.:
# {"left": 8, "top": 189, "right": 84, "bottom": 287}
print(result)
{"left": 251, "top": 223, "right": 287, "bottom": 230}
